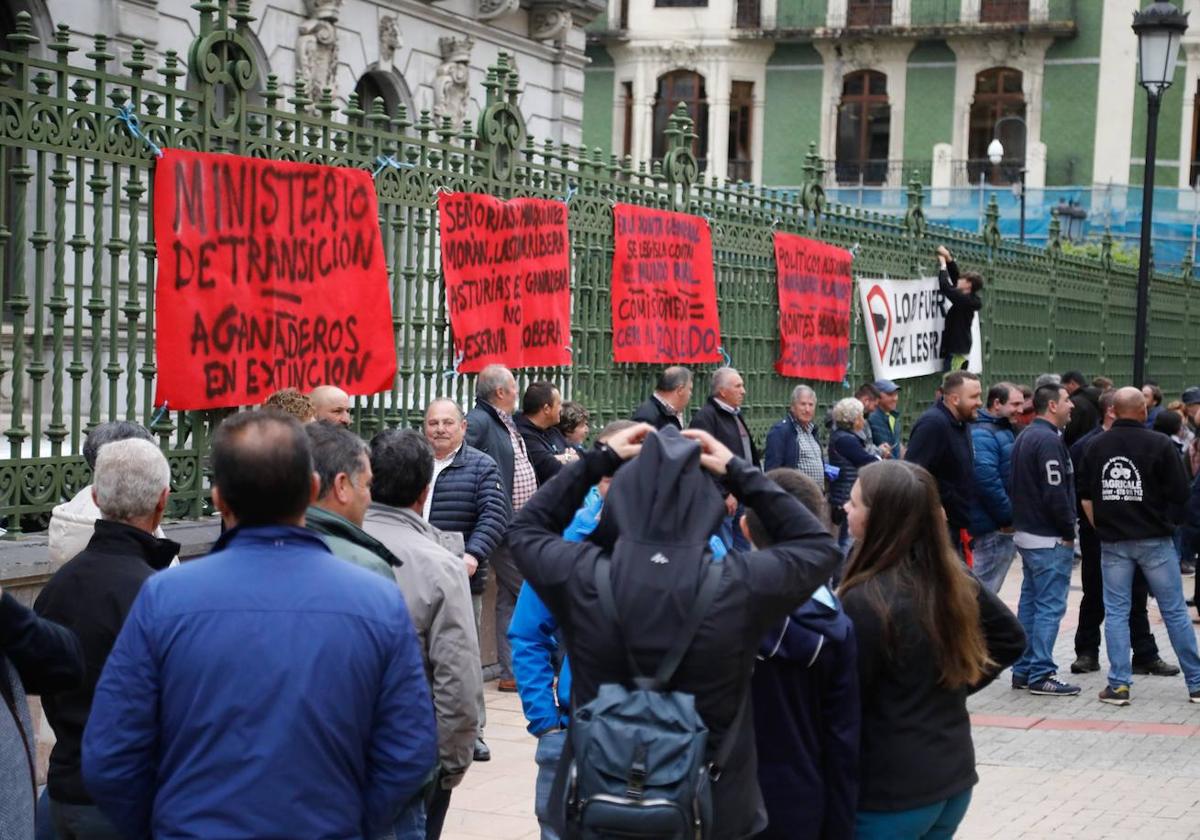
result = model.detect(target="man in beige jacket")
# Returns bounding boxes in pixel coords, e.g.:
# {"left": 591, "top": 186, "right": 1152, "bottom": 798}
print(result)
{"left": 364, "top": 429, "right": 483, "bottom": 840}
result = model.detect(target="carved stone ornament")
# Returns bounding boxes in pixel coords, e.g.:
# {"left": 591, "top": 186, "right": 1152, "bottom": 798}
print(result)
{"left": 379, "top": 15, "right": 400, "bottom": 65}
{"left": 433, "top": 36, "right": 473, "bottom": 126}
{"left": 530, "top": 6, "right": 573, "bottom": 41}
{"left": 296, "top": 0, "right": 342, "bottom": 106}
{"left": 478, "top": 0, "right": 520, "bottom": 21}
{"left": 662, "top": 41, "right": 699, "bottom": 70}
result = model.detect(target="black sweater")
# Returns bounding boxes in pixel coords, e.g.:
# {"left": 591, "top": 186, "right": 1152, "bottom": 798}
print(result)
{"left": 938, "top": 260, "right": 981, "bottom": 358}
{"left": 1010, "top": 418, "right": 1077, "bottom": 542}
{"left": 842, "top": 573, "right": 1024, "bottom": 811}
{"left": 1078, "top": 419, "right": 1191, "bottom": 542}
{"left": 34, "top": 520, "right": 178, "bottom": 804}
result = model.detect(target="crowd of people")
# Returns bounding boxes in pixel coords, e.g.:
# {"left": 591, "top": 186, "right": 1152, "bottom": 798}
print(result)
{"left": 5, "top": 351, "right": 1200, "bottom": 840}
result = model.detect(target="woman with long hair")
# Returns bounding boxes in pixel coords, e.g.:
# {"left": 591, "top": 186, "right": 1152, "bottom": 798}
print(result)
{"left": 839, "top": 460, "right": 1024, "bottom": 839}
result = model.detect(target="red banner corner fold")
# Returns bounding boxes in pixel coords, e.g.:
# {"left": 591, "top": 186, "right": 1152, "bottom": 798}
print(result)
{"left": 153, "top": 149, "right": 397, "bottom": 410}
{"left": 610, "top": 204, "right": 721, "bottom": 364}
{"left": 438, "top": 192, "right": 572, "bottom": 373}
{"left": 773, "top": 232, "right": 853, "bottom": 382}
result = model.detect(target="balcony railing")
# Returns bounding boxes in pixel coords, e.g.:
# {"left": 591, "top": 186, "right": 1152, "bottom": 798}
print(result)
{"left": 823, "top": 158, "right": 933, "bottom": 188}
{"left": 769, "top": 0, "right": 1073, "bottom": 32}
{"left": 955, "top": 158, "right": 1023, "bottom": 187}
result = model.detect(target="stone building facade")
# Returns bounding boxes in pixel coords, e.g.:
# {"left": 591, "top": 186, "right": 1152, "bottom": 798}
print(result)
{"left": 4, "top": 0, "right": 604, "bottom": 148}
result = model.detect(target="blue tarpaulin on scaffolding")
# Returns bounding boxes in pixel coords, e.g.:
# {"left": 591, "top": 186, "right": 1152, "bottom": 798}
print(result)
{"left": 810, "top": 184, "right": 1200, "bottom": 272}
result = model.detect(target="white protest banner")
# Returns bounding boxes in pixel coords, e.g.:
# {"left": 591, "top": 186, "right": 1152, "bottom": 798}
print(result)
{"left": 857, "top": 276, "right": 982, "bottom": 382}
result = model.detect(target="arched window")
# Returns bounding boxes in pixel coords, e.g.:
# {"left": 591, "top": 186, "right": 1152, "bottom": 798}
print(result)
{"left": 354, "top": 69, "right": 414, "bottom": 120}
{"left": 968, "top": 67, "right": 1025, "bottom": 185}
{"left": 652, "top": 70, "right": 708, "bottom": 172}
{"left": 835, "top": 70, "right": 890, "bottom": 185}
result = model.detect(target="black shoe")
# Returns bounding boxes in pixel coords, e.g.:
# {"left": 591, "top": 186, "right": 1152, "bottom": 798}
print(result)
{"left": 1011, "top": 674, "right": 1028, "bottom": 690}
{"left": 1070, "top": 655, "right": 1100, "bottom": 674}
{"left": 1182, "top": 561, "right": 1196, "bottom": 576}
{"left": 1133, "top": 658, "right": 1181, "bottom": 677}
{"left": 473, "top": 737, "right": 491, "bottom": 762}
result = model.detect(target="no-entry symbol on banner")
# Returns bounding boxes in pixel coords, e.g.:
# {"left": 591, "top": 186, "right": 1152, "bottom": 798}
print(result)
{"left": 438, "top": 193, "right": 572, "bottom": 373}
{"left": 153, "top": 149, "right": 397, "bottom": 410}
{"left": 772, "top": 232, "right": 852, "bottom": 381}
{"left": 609, "top": 204, "right": 721, "bottom": 364}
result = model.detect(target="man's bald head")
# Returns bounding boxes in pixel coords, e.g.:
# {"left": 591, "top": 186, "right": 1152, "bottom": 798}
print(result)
{"left": 309, "top": 385, "right": 351, "bottom": 427}
{"left": 211, "top": 411, "right": 316, "bottom": 527}
{"left": 1113, "top": 386, "right": 1149, "bottom": 422}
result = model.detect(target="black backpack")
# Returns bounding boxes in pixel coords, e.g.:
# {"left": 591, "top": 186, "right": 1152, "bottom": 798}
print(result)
{"left": 562, "top": 554, "right": 742, "bottom": 840}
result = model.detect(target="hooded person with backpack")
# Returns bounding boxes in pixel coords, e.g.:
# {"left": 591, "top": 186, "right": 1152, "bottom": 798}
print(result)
{"left": 508, "top": 423, "right": 840, "bottom": 840}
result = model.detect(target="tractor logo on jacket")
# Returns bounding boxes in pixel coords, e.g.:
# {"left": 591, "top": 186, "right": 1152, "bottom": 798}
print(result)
{"left": 1100, "top": 457, "right": 1143, "bottom": 502}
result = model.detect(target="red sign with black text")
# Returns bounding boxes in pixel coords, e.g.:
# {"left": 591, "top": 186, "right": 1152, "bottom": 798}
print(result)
{"left": 438, "top": 193, "right": 572, "bottom": 373}
{"left": 153, "top": 149, "right": 397, "bottom": 409}
{"left": 610, "top": 204, "right": 720, "bottom": 364}
{"left": 772, "top": 232, "right": 853, "bottom": 381}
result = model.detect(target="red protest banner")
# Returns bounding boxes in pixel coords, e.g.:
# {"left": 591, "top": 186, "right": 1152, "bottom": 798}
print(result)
{"left": 773, "top": 232, "right": 853, "bottom": 381}
{"left": 610, "top": 204, "right": 720, "bottom": 364}
{"left": 437, "top": 193, "right": 571, "bottom": 373}
{"left": 153, "top": 149, "right": 396, "bottom": 409}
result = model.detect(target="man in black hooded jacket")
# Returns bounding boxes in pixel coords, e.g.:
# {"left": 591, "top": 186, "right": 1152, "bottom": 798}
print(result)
{"left": 508, "top": 423, "right": 840, "bottom": 839}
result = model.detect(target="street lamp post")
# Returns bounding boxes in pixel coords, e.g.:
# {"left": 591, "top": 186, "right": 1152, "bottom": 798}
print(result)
{"left": 1132, "top": 1, "right": 1189, "bottom": 387}
{"left": 986, "top": 117, "right": 1028, "bottom": 242}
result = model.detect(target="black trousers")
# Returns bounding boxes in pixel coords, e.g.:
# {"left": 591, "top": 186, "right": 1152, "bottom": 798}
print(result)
{"left": 1075, "top": 520, "right": 1160, "bottom": 662}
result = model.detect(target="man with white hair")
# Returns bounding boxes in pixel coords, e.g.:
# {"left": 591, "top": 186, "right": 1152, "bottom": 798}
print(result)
{"left": 690, "top": 367, "right": 760, "bottom": 550}
{"left": 48, "top": 420, "right": 159, "bottom": 566}
{"left": 764, "top": 384, "right": 825, "bottom": 487}
{"left": 36, "top": 439, "right": 179, "bottom": 838}
{"left": 310, "top": 385, "right": 352, "bottom": 427}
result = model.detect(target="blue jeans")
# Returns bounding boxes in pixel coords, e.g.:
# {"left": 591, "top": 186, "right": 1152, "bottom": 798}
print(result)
{"left": 36, "top": 788, "right": 58, "bottom": 840}
{"left": 1012, "top": 542, "right": 1074, "bottom": 682}
{"left": 392, "top": 794, "right": 427, "bottom": 840}
{"left": 1101, "top": 537, "right": 1200, "bottom": 692}
{"left": 49, "top": 799, "right": 122, "bottom": 840}
{"left": 535, "top": 730, "right": 566, "bottom": 840}
{"left": 856, "top": 788, "right": 972, "bottom": 839}
{"left": 972, "top": 531, "right": 1015, "bottom": 593}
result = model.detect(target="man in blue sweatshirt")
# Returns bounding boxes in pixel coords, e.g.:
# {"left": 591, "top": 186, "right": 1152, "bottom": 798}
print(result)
{"left": 1009, "top": 383, "right": 1079, "bottom": 696}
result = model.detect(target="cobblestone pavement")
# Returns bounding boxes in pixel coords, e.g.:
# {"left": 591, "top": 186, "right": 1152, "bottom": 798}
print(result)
{"left": 444, "top": 561, "right": 1200, "bottom": 840}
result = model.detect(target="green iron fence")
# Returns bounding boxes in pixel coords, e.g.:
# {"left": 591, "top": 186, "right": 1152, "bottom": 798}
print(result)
{"left": 0, "top": 0, "right": 1195, "bottom": 534}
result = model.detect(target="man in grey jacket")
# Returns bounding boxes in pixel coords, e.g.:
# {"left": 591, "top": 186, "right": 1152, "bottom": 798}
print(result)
{"left": 365, "top": 429, "right": 484, "bottom": 840}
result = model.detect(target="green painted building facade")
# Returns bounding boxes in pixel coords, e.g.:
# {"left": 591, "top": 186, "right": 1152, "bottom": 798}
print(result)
{"left": 581, "top": 0, "right": 1200, "bottom": 196}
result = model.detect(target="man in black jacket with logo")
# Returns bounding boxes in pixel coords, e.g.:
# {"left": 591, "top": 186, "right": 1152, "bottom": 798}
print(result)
{"left": 1079, "top": 387, "right": 1200, "bottom": 706}
{"left": 690, "top": 367, "right": 760, "bottom": 550}
{"left": 905, "top": 371, "right": 982, "bottom": 553}
{"left": 35, "top": 438, "right": 178, "bottom": 837}
{"left": 1068, "top": 390, "right": 1176, "bottom": 678}
{"left": 1009, "top": 383, "right": 1079, "bottom": 697}
{"left": 632, "top": 366, "right": 693, "bottom": 430}
{"left": 509, "top": 423, "right": 840, "bottom": 840}
{"left": 936, "top": 245, "right": 982, "bottom": 372}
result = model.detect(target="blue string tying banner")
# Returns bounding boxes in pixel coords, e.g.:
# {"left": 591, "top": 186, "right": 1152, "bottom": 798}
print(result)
{"left": 373, "top": 155, "right": 415, "bottom": 177}
{"left": 150, "top": 401, "right": 169, "bottom": 426}
{"left": 441, "top": 349, "right": 466, "bottom": 379}
{"left": 116, "top": 105, "right": 163, "bottom": 158}
{"left": 717, "top": 345, "right": 732, "bottom": 367}
{"left": 564, "top": 184, "right": 578, "bottom": 204}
